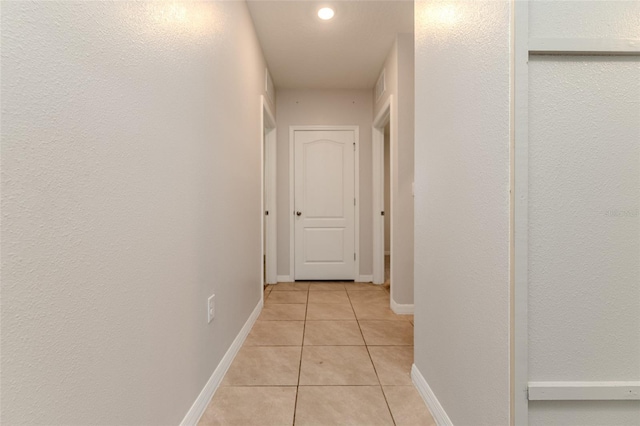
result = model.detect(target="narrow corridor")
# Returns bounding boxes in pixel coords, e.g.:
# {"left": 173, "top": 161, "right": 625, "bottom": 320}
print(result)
{"left": 198, "top": 282, "right": 435, "bottom": 425}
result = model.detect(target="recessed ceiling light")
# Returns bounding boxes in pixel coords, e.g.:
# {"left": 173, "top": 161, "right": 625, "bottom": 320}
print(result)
{"left": 318, "top": 7, "right": 335, "bottom": 20}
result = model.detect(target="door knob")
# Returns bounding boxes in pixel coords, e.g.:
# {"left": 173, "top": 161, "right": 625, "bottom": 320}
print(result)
{"left": 296, "top": 211, "right": 302, "bottom": 216}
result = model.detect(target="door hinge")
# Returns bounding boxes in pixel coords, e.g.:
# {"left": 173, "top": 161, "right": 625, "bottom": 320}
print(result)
{"left": 381, "top": 211, "right": 385, "bottom": 216}
{"left": 353, "top": 142, "right": 356, "bottom": 151}
{"left": 265, "top": 210, "right": 269, "bottom": 216}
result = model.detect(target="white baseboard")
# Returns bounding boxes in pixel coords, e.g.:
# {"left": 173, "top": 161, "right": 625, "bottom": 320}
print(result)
{"left": 357, "top": 275, "right": 373, "bottom": 282}
{"left": 276, "top": 275, "right": 293, "bottom": 283}
{"left": 390, "top": 298, "right": 414, "bottom": 314}
{"left": 411, "top": 364, "right": 453, "bottom": 426}
{"left": 180, "top": 299, "right": 263, "bottom": 426}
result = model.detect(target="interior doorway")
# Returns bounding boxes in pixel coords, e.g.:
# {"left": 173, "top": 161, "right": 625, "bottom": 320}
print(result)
{"left": 372, "top": 97, "right": 392, "bottom": 288}
{"left": 383, "top": 122, "right": 391, "bottom": 286}
{"left": 261, "top": 96, "right": 277, "bottom": 287}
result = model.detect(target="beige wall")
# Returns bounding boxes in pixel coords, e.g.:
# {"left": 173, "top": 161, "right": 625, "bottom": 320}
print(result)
{"left": 276, "top": 90, "right": 373, "bottom": 279}
{"left": 374, "top": 34, "right": 415, "bottom": 305}
{"left": 1, "top": 2, "right": 270, "bottom": 424}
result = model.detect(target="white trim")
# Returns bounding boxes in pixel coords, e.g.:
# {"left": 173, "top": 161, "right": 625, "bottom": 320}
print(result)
{"left": 288, "top": 125, "right": 360, "bottom": 281}
{"left": 357, "top": 275, "right": 373, "bottom": 283}
{"left": 411, "top": 364, "right": 453, "bottom": 426}
{"left": 372, "top": 125, "right": 384, "bottom": 284}
{"left": 180, "top": 299, "right": 263, "bottom": 426}
{"left": 514, "top": 1, "right": 529, "bottom": 425}
{"left": 264, "top": 68, "right": 275, "bottom": 104}
{"left": 289, "top": 127, "right": 295, "bottom": 282}
{"left": 390, "top": 299, "right": 414, "bottom": 315}
{"left": 375, "top": 69, "right": 386, "bottom": 101}
{"left": 261, "top": 96, "right": 277, "bottom": 286}
{"left": 354, "top": 128, "right": 361, "bottom": 281}
{"left": 276, "top": 275, "right": 293, "bottom": 283}
{"left": 529, "top": 38, "right": 640, "bottom": 55}
{"left": 373, "top": 96, "right": 392, "bottom": 127}
{"left": 528, "top": 381, "right": 640, "bottom": 401}
{"left": 372, "top": 96, "right": 392, "bottom": 286}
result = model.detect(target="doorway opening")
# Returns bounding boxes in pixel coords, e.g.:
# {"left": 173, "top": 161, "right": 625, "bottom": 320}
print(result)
{"left": 261, "top": 96, "right": 277, "bottom": 290}
{"left": 372, "top": 97, "right": 392, "bottom": 293}
{"left": 383, "top": 122, "right": 391, "bottom": 286}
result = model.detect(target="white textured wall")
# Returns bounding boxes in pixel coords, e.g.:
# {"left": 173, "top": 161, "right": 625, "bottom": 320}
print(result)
{"left": 527, "top": 1, "right": 640, "bottom": 424}
{"left": 1, "top": 2, "right": 270, "bottom": 424}
{"left": 529, "top": 0, "right": 640, "bottom": 40}
{"left": 414, "top": 1, "right": 511, "bottom": 424}
{"left": 374, "top": 33, "right": 415, "bottom": 305}
{"left": 529, "top": 56, "right": 640, "bottom": 379}
{"left": 528, "top": 57, "right": 640, "bottom": 425}
{"left": 275, "top": 89, "right": 373, "bottom": 278}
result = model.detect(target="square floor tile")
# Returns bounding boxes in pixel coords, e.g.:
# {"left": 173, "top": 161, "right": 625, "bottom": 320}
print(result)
{"left": 222, "top": 346, "right": 301, "bottom": 386}
{"left": 271, "top": 282, "right": 310, "bottom": 291}
{"left": 352, "top": 302, "right": 409, "bottom": 321}
{"left": 344, "top": 282, "right": 385, "bottom": 291}
{"left": 199, "top": 387, "right": 296, "bottom": 426}
{"left": 306, "top": 303, "right": 355, "bottom": 320}
{"left": 299, "top": 346, "right": 378, "bottom": 385}
{"left": 303, "top": 321, "right": 364, "bottom": 346}
{"left": 359, "top": 321, "right": 413, "bottom": 346}
{"left": 244, "top": 321, "right": 304, "bottom": 346}
{"left": 266, "top": 291, "right": 308, "bottom": 304}
{"left": 383, "top": 386, "right": 436, "bottom": 426}
{"left": 307, "top": 290, "right": 349, "bottom": 304}
{"left": 368, "top": 346, "right": 413, "bottom": 385}
{"left": 259, "top": 304, "right": 307, "bottom": 321}
{"left": 295, "top": 386, "right": 394, "bottom": 426}
{"left": 347, "top": 290, "right": 389, "bottom": 304}
{"left": 308, "top": 282, "right": 346, "bottom": 291}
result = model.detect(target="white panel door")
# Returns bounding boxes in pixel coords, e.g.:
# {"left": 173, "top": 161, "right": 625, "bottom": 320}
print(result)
{"left": 294, "top": 130, "right": 355, "bottom": 280}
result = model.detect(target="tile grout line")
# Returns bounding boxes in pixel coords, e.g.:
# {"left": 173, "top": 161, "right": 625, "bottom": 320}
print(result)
{"left": 291, "top": 285, "right": 310, "bottom": 426}
{"left": 347, "top": 288, "right": 397, "bottom": 426}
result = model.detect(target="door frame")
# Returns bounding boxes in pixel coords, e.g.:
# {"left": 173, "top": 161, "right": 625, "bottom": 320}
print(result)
{"left": 372, "top": 97, "right": 392, "bottom": 286}
{"left": 261, "top": 96, "right": 277, "bottom": 287}
{"left": 289, "top": 125, "right": 360, "bottom": 281}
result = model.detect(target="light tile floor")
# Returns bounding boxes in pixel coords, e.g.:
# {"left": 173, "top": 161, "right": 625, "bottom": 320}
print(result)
{"left": 199, "top": 282, "right": 435, "bottom": 426}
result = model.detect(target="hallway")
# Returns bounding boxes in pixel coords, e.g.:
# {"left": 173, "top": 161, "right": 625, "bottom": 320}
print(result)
{"left": 198, "top": 282, "right": 434, "bottom": 425}
{"left": 3, "top": 1, "right": 639, "bottom": 424}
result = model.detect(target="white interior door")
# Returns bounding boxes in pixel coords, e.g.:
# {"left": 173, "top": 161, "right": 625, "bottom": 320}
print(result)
{"left": 294, "top": 130, "right": 355, "bottom": 280}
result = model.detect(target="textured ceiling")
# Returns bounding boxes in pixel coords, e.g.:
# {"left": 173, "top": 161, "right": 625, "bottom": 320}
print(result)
{"left": 247, "top": 1, "right": 414, "bottom": 90}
